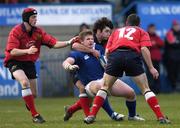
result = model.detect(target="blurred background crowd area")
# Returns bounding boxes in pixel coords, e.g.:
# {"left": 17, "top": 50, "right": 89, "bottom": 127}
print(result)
{"left": 0, "top": 0, "right": 180, "bottom": 98}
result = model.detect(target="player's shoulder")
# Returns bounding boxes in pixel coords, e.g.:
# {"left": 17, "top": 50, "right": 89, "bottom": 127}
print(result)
{"left": 69, "top": 50, "right": 85, "bottom": 60}
{"left": 11, "top": 24, "right": 22, "bottom": 32}
{"left": 134, "top": 26, "right": 146, "bottom": 32}
{"left": 70, "top": 50, "right": 82, "bottom": 55}
{"left": 10, "top": 24, "right": 23, "bottom": 36}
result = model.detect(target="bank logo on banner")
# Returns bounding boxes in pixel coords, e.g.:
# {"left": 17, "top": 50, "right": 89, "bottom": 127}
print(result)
{"left": 0, "top": 4, "right": 112, "bottom": 26}
{"left": 137, "top": 2, "right": 180, "bottom": 39}
{"left": 0, "top": 61, "right": 21, "bottom": 98}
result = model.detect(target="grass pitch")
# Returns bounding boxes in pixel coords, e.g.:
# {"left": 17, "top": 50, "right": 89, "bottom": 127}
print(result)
{"left": 0, "top": 93, "right": 179, "bottom": 128}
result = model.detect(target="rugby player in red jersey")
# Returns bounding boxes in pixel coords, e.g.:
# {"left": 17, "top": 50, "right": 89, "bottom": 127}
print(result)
{"left": 84, "top": 14, "right": 171, "bottom": 124}
{"left": 64, "top": 17, "right": 145, "bottom": 122}
{"left": 4, "top": 7, "right": 76, "bottom": 123}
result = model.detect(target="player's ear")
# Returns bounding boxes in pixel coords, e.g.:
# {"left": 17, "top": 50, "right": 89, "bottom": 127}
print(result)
{"left": 79, "top": 38, "right": 83, "bottom": 44}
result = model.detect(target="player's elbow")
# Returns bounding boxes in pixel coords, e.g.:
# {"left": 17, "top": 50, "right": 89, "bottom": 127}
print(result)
{"left": 10, "top": 49, "right": 18, "bottom": 56}
{"left": 72, "top": 43, "right": 80, "bottom": 50}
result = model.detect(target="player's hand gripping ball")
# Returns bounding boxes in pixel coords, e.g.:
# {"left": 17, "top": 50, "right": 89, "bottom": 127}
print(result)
{"left": 99, "top": 55, "right": 107, "bottom": 69}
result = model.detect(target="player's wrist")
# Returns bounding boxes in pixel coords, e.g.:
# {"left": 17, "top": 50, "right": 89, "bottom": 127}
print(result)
{"left": 64, "top": 63, "right": 71, "bottom": 70}
{"left": 65, "top": 41, "right": 71, "bottom": 45}
{"left": 25, "top": 49, "right": 30, "bottom": 54}
{"left": 89, "top": 49, "right": 94, "bottom": 54}
{"left": 148, "top": 66, "right": 154, "bottom": 70}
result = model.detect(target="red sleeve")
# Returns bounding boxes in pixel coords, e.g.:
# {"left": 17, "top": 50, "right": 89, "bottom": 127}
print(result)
{"left": 156, "top": 36, "right": 164, "bottom": 47}
{"left": 6, "top": 29, "right": 20, "bottom": 52}
{"left": 106, "top": 30, "right": 115, "bottom": 50}
{"left": 166, "top": 30, "right": 175, "bottom": 44}
{"left": 140, "top": 30, "right": 152, "bottom": 47}
{"left": 41, "top": 29, "right": 57, "bottom": 48}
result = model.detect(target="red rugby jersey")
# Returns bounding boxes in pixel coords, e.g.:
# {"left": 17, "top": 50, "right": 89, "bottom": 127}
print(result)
{"left": 106, "top": 26, "right": 152, "bottom": 53}
{"left": 4, "top": 24, "right": 57, "bottom": 66}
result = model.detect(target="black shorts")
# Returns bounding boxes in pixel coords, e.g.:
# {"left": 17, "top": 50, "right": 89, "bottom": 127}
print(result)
{"left": 6, "top": 60, "right": 37, "bottom": 79}
{"left": 105, "top": 49, "right": 144, "bottom": 77}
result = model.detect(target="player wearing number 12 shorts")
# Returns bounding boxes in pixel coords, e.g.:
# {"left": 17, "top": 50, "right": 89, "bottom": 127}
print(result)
{"left": 84, "top": 14, "right": 171, "bottom": 124}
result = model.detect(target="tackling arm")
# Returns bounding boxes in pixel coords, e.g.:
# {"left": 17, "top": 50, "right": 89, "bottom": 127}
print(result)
{"left": 53, "top": 36, "right": 78, "bottom": 49}
{"left": 72, "top": 43, "right": 100, "bottom": 58}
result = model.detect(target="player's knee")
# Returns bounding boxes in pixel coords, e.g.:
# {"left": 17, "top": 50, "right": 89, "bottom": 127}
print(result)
{"left": 127, "top": 89, "right": 136, "bottom": 100}
{"left": 94, "top": 86, "right": 101, "bottom": 93}
{"left": 20, "top": 79, "right": 30, "bottom": 88}
{"left": 85, "top": 85, "right": 95, "bottom": 98}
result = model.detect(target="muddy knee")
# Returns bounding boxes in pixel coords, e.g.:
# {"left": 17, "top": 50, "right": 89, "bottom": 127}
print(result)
{"left": 126, "top": 89, "right": 136, "bottom": 100}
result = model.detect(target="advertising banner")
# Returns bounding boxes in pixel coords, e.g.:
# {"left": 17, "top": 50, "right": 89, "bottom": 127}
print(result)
{"left": 0, "top": 60, "right": 21, "bottom": 98}
{"left": 137, "top": 2, "right": 180, "bottom": 39}
{"left": 0, "top": 4, "right": 27, "bottom": 26}
{"left": 30, "top": 4, "right": 112, "bottom": 25}
{"left": 0, "top": 4, "right": 112, "bottom": 26}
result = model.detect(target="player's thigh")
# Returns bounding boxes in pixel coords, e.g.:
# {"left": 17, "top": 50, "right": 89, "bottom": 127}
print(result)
{"left": 132, "top": 73, "right": 150, "bottom": 94}
{"left": 29, "top": 79, "right": 37, "bottom": 97}
{"left": 125, "top": 55, "right": 144, "bottom": 76}
{"left": 102, "top": 73, "right": 118, "bottom": 90}
{"left": 23, "top": 62, "right": 37, "bottom": 80}
{"left": 105, "top": 51, "right": 124, "bottom": 77}
{"left": 7, "top": 60, "right": 29, "bottom": 88}
{"left": 110, "top": 79, "right": 135, "bottom": 99}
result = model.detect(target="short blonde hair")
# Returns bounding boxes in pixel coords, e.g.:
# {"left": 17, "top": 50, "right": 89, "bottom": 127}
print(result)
{"left": 79, "top": 29, "right": 93, "bottom": 41}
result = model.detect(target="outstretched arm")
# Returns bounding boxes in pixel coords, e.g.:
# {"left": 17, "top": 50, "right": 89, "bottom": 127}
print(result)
{"left": 53, "top": 36, "right": 79, "bottom": 49}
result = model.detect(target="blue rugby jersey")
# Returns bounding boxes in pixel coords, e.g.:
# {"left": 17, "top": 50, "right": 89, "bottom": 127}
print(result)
{"left": 69, "top": 44, "right": 104, "bottom": 85}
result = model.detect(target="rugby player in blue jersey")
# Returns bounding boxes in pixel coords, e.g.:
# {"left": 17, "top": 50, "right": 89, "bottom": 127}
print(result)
{"left": 63, "top": 29, "right": 144, "bottom": 122}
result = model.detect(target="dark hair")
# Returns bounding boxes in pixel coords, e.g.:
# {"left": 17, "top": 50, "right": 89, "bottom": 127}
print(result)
{"left": 79, "top": 29, "right": 93, "bottom": 41}
{"left": 93, "top": 17, "right": 113, "bottom": 34}
{"left": 79, "top": 23, "right": 90, "bottom": 32}
{"left": 126, "top": 14, "right": 140, "bottom": 26}
{"left": 148, "top": 23, "right": 155, "bottom": 28}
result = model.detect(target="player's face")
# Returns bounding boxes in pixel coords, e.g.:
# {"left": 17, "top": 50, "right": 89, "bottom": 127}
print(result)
{"left": 100, "top": 26, "right": 112, "bottom": 41}
{"left": 173, "top": 24, "right": 180, "bottom": 31}
{"left": 29, "top": 14, "right": 37, "bottom": 27}
{"left": 82, "top": 35, "right": 94, "bottom": 49}
{"left": 148, "top": 26, "right": 156, "bottom": 34}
